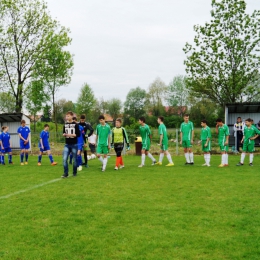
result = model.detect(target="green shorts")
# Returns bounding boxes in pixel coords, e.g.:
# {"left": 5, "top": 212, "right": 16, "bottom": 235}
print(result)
{"left": 182, "top": 140, "right": 192, "bottom": 148}
{"left": 97, "top": 145, "right": 109, "bottom": 155}
{"left": 242, "top": 140, "right": 255, "bottom": 153}
{"left": 219, "top": 144, "right": 229, "bottom": 152}
{"left": 202, "top": 140, "right": 211, "bottom": 152}
{"left": 160, "top": 143, "right": 168, "bottom": 151}
{"left": 142, "top": 142, "right": 150, "bottom": 151}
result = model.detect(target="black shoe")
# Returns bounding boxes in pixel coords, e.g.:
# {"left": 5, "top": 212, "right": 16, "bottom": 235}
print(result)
{"left": 69, "top": 161, "right": 72, "bottom": 165}
{"left": 236, "top": 162, "right": 244, "bottom": 166}
{"left": 85, "top": 164, "right": 89, "bottom": 168}
{"left": 61, "top": 174, "right": 69, "bottom": 178}
{"left": 249, "top": 163, "right": 253, "bottom": 166}
{"left": 73, "top": 174, "right": 77, "bottom": 177}
{"left": 190, "top": 162, "right": 194, "bottom": 165}
{"left": 185, "top": 162, "right": 190, "bottom": 165}
{"left": 2, "top": 163, "right": 5, "bottom": 165}
{"left": 81, "top": 162, "right": 86, "bottom": 166}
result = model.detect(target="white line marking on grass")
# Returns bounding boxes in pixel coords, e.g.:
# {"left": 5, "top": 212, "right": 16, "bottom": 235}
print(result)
{"left": 0, "top": 178, "right": 61, "bottom": 200}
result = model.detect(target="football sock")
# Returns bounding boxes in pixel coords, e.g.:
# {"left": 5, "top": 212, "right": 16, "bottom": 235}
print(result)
{"left": 69, "top": 153, "right": 73, "bottom": 163}
{"left": 241, "top": 153, "right": 246, "bottom": 163}
{"left": 249, "top": 153, "right": 253, "bottom": 164}
{"left": 25, "top": 153, "right": 28, "bottom": 162}
{"left": 141, "top": 154, "right": 145, "bottom": 165}
{"left": 98, "top": 156, "right": 103, "bottom": 164}
{"left": 120, "top": 156, "right": 124, "bottom": 166}
{"left": 147, "top": 153, "right": 155, "bottom": 162}
{"left": 38, "top": 155, "right": 42, "bottom": 163}
{"left": 185, "top": 153, "right": 190, "bottom": 163}
{"left": 189, "top": 152, "right": 194, "bottom": 163}
{"left": 9, "top": 154, "right": 12, "bottom": 163}
{"left": 103, "top": 157, "right": 108, "bottom": 169}
{"left": 49, "top": 154, "right": 54, "bottom": 163}
{"left": 225, "top": 154, "right": 228, "bottom": 165}
{"left": 115, "top": 157, "right": 120, "bottom": 167}
{"left": 204, "top": 154, "right": 207, "bottom": 163}
{"left": 221, "top": 154, "right": 225, "bottom": 165}
{"left": 159, "top": 153, "right": 164, "bottom": 163}
{"left": 84, "top": 151, "right": 88, "bottom": 164}
{"left": 2, "top": 155, "right": 4, "bottom": 164}
{"left": 167, "top": 153, "right": 173, "bottom": 164}
{"left": 20, "top": 153, "right": 24, "bottom": 162}
{"left": 206, "top": 154, "right": 211, "bottom": 165}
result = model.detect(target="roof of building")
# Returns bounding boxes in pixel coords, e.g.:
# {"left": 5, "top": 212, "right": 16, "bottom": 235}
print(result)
{"left": 225, "top": 102, "right": 260, "bottom": 113}
{"left": 0, "top": 113, "right": 31, "bottom": 123}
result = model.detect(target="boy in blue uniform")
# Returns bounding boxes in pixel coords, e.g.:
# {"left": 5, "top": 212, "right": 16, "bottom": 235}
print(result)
{"left": 38, "top": 124, "right": 57, "bottom": 166}
{"left": 0, "top": 126, "right": 13, "bottom": 165}
{"left": 17, "top": 120, "right": 31, "bottom": 165}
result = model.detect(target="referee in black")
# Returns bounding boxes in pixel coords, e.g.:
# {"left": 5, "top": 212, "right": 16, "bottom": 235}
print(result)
{"left": 79, "top": 114, "right": 94, "bottom": 167}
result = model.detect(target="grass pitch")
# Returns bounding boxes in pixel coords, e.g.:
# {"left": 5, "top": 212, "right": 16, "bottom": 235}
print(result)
{"left": 0, "top": 154, "right": 260, "bottom": 260}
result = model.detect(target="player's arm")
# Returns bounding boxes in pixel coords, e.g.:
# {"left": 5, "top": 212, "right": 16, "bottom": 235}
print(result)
{"left": 18, "top": 133, "right": 26, "bottom": 142}
{"left": 95, "top": 129, "right": 98, "bottom": 146}
{"left": 9, "top": 138, "right": 11, "bottom": 148}
{"left": 191, "top": 130, "right": 194, "bottom": 144}
{"left": 122, "top": 128, "right": 130, "bottom": 146}
{"left": 215, "top": 125, "right": 219, "bottom": 135}
{"left": 24, "top": 133, "right": 30, "bottom": 144}
{"left": 111, "top": 128, "right": 114, "bottom": 147}
{"left": 179, "top": 131, "right": 182, "bottom": 144}
{"left": 108, "top": 130, "right": 111, "bottom": 149}
{"left": 159, "top": 134, "right": 163, "bottom": 146}
{"left": 87, "top": 124, "right": 94, "bottom": 137}
{"left": 0, "top": 138, "right": 3, "bottom": 150}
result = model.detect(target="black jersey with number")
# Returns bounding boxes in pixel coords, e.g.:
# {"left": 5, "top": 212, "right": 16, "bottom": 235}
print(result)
{"left": 63, "top": 122, "right": 80, "bottom": 145}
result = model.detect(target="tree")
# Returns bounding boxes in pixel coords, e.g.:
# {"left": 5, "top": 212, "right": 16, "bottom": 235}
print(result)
{"left": 76, "top": 83, "right": 96, "bottom": 117}
{"left": 107, "top": 98, "right": 122, "bottom": 125}
{"left": 25, "top": 80, "right": 48, "bottom": 132}
{"left": 55, "top": 99, "right": 75, "bottom": 124}
{"left": 167, "top": 75, "right": 189, "bottom": 116}
{"left": 183, "top": 0, "right": 260, "bottom": 107}
{"left": 0, "top": 92, "right": 16, "bottom": 113}
{"left": 124, "top": 87, "right": 146, "bottom": 120}
{"left": 0, "top": 0, "right": 71, "bottom": 112}
{"left": 146, "top": 77, "right": 167, "bottom": 116}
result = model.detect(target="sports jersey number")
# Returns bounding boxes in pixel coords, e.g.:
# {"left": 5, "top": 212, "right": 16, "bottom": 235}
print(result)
{"left": 65, "top": 127, "right": 75, "bottom": 138}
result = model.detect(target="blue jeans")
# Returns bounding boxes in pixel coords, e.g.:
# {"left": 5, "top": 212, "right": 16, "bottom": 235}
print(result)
{"left": 63, "top": 144, "right": 78, "bottom": 176}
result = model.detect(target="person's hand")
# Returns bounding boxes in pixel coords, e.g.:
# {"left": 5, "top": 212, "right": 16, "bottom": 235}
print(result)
{"left": 111, "top": 144, "right": 114, "bottom": 149}
{"left": 204, "top": 143, "right": 208, "bottom": 147}
{"left": 224, "top": 141, "right": 228, "bottom": 145}
{"left": 191, "top": 140, "right": 194, "bottom": 144}
{"left": 41, "top": 145, "right": 44, "bottom": 150}
{"left": 180, "top": 140, "right": 182, "bottom": 145}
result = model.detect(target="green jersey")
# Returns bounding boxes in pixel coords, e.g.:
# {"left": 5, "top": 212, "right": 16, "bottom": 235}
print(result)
{"left": 218, "top": 124, "right": 230, "bottom": 145}
{"left": 243, "top": 125, "right": 260, "bottom": 142}
{"left": 180, "top": 121, "right": 194, "bottom": 141}
{"left": 139, "top": 124, "right": 151, "bottom": 146}
{"left": 201, "top": 126, "right": 211, "bottom": 141}
{"left": 111, "top": 127, "right": 129, "bottom": 144}
{"left": 159, "top": 123, "right": 168, "bottom": 144}
{"left": 96, "top": 123, "right": 111, "bottom": 146}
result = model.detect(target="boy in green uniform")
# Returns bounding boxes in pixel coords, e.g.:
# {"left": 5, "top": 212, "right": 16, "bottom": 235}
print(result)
{"left": 95, "top": 115, "right": 111, "bottom": 172}
{"left": 216, "top": 118, "right": 230, "bottom": 167}
{"left": 138, "top": 117, "right": 156, "bottom": 167}
{"left": 200, "top": 119, "right": 211, "bottom": 167}
{"left": 111, "top": 118, "right": 130, "bottom": 170}
{"left": 155, "top": 116, "right": 174, "bottom": 166}
{"left": 180, "top": 114, "right": 194, "bottom": 165}
{"left": 236, "top": 118, "right": 260, "bottom": 166}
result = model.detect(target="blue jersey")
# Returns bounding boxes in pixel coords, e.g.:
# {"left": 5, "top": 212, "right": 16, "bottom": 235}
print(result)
{"left": 39, "top": 130, "right": 49, "bottom": 147}
{"left": 78, "top": 125, "right": 84, "bottom": 145}
{"left": 17, "top": 126, "right": 30, "bottom": 141}
{"left": 1, "top": 132, "right": 11, "bottom": 148}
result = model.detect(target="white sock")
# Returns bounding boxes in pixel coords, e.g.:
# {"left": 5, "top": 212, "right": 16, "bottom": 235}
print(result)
{"left": 167, "top": 153, "right": 173, "bottom": 164}
{"left": 207, "top": 154, "right": 211, "bottom": 165}
{"left": 204, "top": 154, "right": 207, "bottom": 163}
{"left": 147, "top": 153, "right": 155, "bottom": 162}
{"left": 103, "top": 157, "right": 108, "bottom": 169}
{"left": 249, "top": 153, "right": 254, "bottom": 163}
{"left": 185, "top": 153, "right": 190, "bottom": 163}
{"left": 98, "top": 156, "right": 103, "bottom": 163}
{"left": 225, "top": 154, "right": 228, "bottom": 165}
{"left": 189, "top": 152, "right": 194, "bottom": 163}
{"left": 221, "top": 154, "right": 225, "bottom": 165}
{"left": 159, "top": 153, "right": 164, "bottom": 163}
{"left": 241, "top": 153, "right": 246, "bottom": 164}
{"left": 141, "top": 154, "right": 145, "bottom": 165}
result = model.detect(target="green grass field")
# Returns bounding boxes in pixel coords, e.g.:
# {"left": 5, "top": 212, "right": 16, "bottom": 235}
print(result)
{"left": 0, "top": 154, "right": 260, "bottom": 260}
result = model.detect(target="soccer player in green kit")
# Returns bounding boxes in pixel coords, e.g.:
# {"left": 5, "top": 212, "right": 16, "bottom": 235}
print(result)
{"left": 180, "top": 114, "right": 194, "bottom": 165}
{"left": 138, "top": 117, "right": 156, "bottom": 167}
{"left": 236, "top": 118, "right": 260, "bottom": 166}
{"left": 96, "top": 115, "right": 111, "bottom": 172}
{"left": 200, "top": 119, "right": 211, "bottom": 166}
{"left": 216, "top": 118, "right": 230, "bottom": 167}
{"left": 155, "top": 116, "right": 174, "bottom": 166}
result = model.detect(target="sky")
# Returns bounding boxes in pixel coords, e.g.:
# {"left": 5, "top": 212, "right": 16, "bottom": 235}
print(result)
{"left": 46, "top": 0, "right": 260, "bottom": 104}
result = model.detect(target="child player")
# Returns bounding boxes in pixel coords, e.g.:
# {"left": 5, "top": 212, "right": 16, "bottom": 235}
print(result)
{"left": 73, "top": 116, "right": 84, "bottom": 171}
{"left": 216, "top": 118, "right": 230, "bottom": 167}
{"left": 200, "top": 119, "right": 211, "bottom": 167}
{"left": 180, "top": 114, "right": 194, "bottom": 165}
{"left": 0, "top": 126, "right": 13, "bottom": 165}
{"left": 236, "top": 118, "right": 260, "bottom": 166}
{"left": 38, "top": 124, "right": 57, "bottom": 166}
{"left": 138, "top": 117, "right": 156, "bottom": 167}
{"left": 111, "top": 118, "right": 130, "bottom": 170}
{"left": 62, "top": 111, "right": 80, "bottom": 178}
{"left": 96, "top": 115, "right": 111, "bottom": 172}
{"left": 155, "top": 116, "right": 174, "bottom": 166}
{"left": 17, "top": 120, "right": 31, "bottom": 165}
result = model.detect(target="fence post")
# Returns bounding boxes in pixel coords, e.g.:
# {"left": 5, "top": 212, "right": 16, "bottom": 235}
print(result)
{"left": 176, "top": 128, "right": 179, "bottom": 155}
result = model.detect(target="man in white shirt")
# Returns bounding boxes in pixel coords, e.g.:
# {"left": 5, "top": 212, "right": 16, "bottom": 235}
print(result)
{"left": 233, "top": 117, "right": 245, "bottom": 152}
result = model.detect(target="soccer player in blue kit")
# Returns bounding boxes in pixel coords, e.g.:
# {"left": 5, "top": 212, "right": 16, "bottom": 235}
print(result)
{"left": 17, "top": 120, "right": 31, "bottom": 165}
{"left": 38, "top": 124, "right": 57, "bottom": 166}
{"left": 0, "top": 126, "right": 13, "bottom": 165}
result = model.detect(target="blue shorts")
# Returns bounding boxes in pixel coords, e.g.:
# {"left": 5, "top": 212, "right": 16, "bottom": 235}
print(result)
{"left": 78, "top": 143, "right": 84, "bottom": 151}
{"left": 1, "top": 147, "right": 12, "bottom": 153}
{"left": 39, "top": 145, "right": 50, "bottom": 152}
{"left": 20, "top": 142, "right": 30, "bottom": 150}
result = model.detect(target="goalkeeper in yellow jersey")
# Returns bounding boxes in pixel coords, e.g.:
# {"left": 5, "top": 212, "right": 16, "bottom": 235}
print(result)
{"left": 111, "top": 118, "right": 130, "bottom": 170}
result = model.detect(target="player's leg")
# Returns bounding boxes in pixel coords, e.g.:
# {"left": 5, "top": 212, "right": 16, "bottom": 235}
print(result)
{"left": 72, "top": 144, "right": 78, "bottom": 176}
{"left": 20, "top": 146, "right": 25, "bottom": 165}
{"left": 24, "top": 142, "right": 30, "bottom": 164}
{"left": 187, "top": 141, "right": 194, "bottom": 164}
{"left": 38, "top": 149, "right": 43, "bottom": 165}
{"left": 62, "top": 145, "right": 70, "bottom": 177}
{"left": 139, "top": 148, "right": 146, "bottom": 167}
{"left": 237, "top": 142, "right": 247, "bottom": 166}
{"left": 97, "top": 145, "right": 104, "bottom": 164}
{"left": 155, "top": 148, "right": 164, "bottom": 165}
{"left": 114, "top": 144, "right": 121, "bottom": 170}
{"left": 77, "top": 145, "right": 83, "bottom": 171}
{"left": 165, "top": 149, "right": 174, "bottom": 166}
{"left": 8, "top": 148, "right": 13, "bottom": 164}
{"left": 146, "top": 141, "right": 156, "bottom": 165}
{"left": 248, "top": 141, "right": 255, "bottom": 166}
{"left": 47, "top": 149, "right": 57, "bottom": 165}
{"left": 69, "top": 152, "right": 73, "bottom": 164}
{"left": 183, "top": 142, "right": 190, "bottom": 164}
{"left": 1, "top": 150, "right": 5, "bottom": 165}
{"left": 102, "top": 146, "right": 109, "bottom": 171}
{"left": 118, "top": 144, "right": 124, "bottom": 168}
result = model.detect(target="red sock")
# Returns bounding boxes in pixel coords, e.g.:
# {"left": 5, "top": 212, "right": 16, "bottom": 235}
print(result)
{"left": 116, "top": 157, "right": 120, "bottom": 167}
{"left": 120, "top": 156, "right": 123, "bottom": 166}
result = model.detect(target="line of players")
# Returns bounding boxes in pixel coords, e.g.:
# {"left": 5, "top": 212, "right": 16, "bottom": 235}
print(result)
{"left": 1, "top": 113, "right": 259, "bottom": 173}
